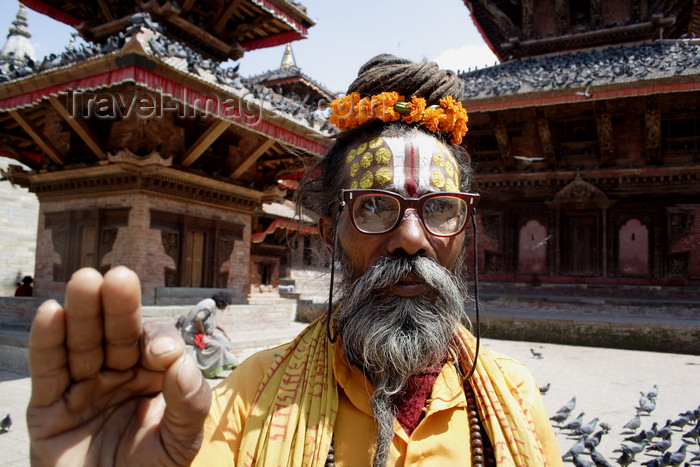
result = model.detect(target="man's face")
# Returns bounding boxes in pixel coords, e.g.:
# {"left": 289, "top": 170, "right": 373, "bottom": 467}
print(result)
{"left": 334, "top": 131, "right": 466, "bottom": 290}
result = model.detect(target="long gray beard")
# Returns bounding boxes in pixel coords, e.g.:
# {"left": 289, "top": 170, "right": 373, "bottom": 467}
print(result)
{"left": 335, "top": 255, "right": 470, "bottom": 467}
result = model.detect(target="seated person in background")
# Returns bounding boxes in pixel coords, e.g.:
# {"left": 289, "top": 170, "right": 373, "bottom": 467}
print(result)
{"left": 15, "top": 275, "right": 33, "bottom": 297}
{"left": 26, "top": 54, "right": 562, "bottom": 466}
{"left": 178, "top": 292, "right": 238, "bottom": 378}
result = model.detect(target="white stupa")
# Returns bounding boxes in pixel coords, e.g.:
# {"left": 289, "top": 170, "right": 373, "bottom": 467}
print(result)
{"left": 1, "top": 4, "right": 37, "bottom": 65}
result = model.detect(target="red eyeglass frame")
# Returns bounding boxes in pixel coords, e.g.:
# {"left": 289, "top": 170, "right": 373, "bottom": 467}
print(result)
{"left": 340, "top": 189, "right": 481, "bottom": 237}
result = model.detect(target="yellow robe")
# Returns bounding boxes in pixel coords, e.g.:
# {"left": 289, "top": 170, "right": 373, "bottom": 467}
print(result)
{"left": 192, "top": 320, "right": 562, "bottom": 466}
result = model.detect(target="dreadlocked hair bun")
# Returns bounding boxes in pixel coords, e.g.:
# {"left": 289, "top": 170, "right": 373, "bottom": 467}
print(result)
{"left": 346, "top": 54, "right": 465, "bottom": 105}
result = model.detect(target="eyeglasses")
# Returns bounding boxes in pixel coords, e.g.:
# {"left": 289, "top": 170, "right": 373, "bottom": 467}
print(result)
{"left": 341, "top": 189, "right": 480, "bottom": 237}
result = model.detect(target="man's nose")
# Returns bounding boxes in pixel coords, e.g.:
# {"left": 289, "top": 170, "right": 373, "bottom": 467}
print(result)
{"left": 385, "top": 210, "right": 431, "bottom": 257}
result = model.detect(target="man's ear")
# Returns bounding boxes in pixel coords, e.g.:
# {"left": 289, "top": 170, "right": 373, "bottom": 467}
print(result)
{"left": 318, "top": 215, "right": 334, "bottom": 251}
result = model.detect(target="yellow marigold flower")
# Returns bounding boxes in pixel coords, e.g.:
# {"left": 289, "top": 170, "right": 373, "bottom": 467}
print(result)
{"left": 351, "top": 180, "right": 359, "bottom": 189}
{"left": 360, "top": 152, "right": 373, "bottom": 168}
{"left": 350, "top": 162, "right": 360, "bottom": 177}
{"left": 346, "top": 148, "right": 357, "bottom": 164}
{"left": 402, "top": 96, "right": 426, "bottom": 124}
{"left": 445, "top": 178, "right": 458, "bottom": 192}
{"left": 356, "top": 143, "right": 367, "bottom": 154}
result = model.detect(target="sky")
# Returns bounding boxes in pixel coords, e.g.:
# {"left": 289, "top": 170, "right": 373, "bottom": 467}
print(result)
{"left": 0, "top": 0, "right": 499, "bottom": 94}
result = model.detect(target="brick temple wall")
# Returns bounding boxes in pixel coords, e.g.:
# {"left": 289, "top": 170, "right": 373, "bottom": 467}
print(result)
{"left": 35, "top": 191, "right": 252, "bottom": 304}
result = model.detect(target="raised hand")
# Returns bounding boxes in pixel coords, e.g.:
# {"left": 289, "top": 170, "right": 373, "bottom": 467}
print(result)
{"left": 27, "top": 266, "right": 212, "bottom": 466}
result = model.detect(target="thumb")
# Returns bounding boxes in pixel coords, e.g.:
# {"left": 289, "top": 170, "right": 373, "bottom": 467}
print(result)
{"left": 161, "top": 354, "right": 212, "bottom": 463}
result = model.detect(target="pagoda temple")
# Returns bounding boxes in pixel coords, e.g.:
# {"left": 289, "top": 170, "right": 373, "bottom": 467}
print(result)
{"left": 0, "top": 1, "right": 331, "bottom": 303}
{"left": 461, "top": 0, "right": 700, "bottom": 288}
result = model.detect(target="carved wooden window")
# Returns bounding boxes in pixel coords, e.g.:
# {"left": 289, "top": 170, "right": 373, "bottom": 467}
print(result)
{"left": 150, "top": 210, "right": 243, "bottom": 288}
{"left": 553, "top": 117, "right": 598, "bottom": 164}
{"left": 570, "top": 0, "right": 591, "bottom": 28}
{"left": 661, "top": 111, "right": 700, "bottom": 158}
{"left": 464, "top": 127, "right": 500, "bottom": 172}
{"left": 45, "top": 208, "right": 130, "bottom": 281}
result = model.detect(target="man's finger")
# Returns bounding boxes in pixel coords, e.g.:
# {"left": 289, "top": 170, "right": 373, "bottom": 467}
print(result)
{"left": 102, "top": 266, "right": 142, "bottom": 370}
{"left": 140, "top": 321, "right": 186, "bottom": 372}
{"left": 64, "top": 268, "right": 105, "bottom": 380}
{"left": 28, "top": 300, "right": 70, "bottom": 407}
{"left": 161, "top": 355, "right": 212, "bottom": 463}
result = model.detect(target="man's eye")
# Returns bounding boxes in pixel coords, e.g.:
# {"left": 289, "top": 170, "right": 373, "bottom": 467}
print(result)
{"left": 357, "top": 196, "right": 396, "bottom": 218}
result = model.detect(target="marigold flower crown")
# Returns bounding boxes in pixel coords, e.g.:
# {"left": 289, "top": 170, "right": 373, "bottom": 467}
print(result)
{"left": 328, "top": 91, "right": 469, "bottom": 145}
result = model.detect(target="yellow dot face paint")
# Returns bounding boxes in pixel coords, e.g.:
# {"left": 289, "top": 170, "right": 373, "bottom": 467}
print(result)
{"left": 342, "top": 132, "right": 461, "bottom": 195}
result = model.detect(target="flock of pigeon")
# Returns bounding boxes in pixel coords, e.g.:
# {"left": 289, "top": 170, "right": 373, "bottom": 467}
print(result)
{"left": 545, "top": 382, "right": 700, "bottom": 466}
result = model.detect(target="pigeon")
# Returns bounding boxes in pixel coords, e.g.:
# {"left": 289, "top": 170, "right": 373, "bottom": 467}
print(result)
{"left": 590, "top": 448, "right": 613, "bottom": 467}
{"left": 640, "top": 458, "right": 663, "bottom": 467}
{"left": 637, "top": 398, "right": 657, "bottom": 415}
{"left": 577, "top": 418, "right": 600, "bottom": 436}
{"left": 0, "top": 413, "right": 10, "bottom": 432}
{"left": 550, "top": 411, "right": 569, "bottom": 424}
{"left": 539, "top": 382, "right": 551, "bottom": 394}
{"left": 557, "top": 397, "right": 577, "bottom": 414}
{"left": 671, "top": 415, "right": 691, "bottom": 430}
{"left": 563, "top": 436, "right": 588, "bottom": 459}
{"left": 624, "top": 429, "right": 650, "bottom": 443}
{"left": 584, "top": 430, "right": 605, "bottom": 451}
{"left": 657, "top": 420, "right": 674, "bottom": 439}
{"left": 615, "top": 450, "right": 634, "bottom": 467}
{"left": 646, "top": 384, "right": 659, "bottom": 399}
{"left": 599, "top": 422, "right": 612, "bottom": 433}
{"left": 614, "top": 439, "right": 648, "bottom": 460}
{"left": 562, "top": 412, "right": 586, "bottom": 432}
{"left": 572, "top": 452, "right": 594, "bottom": 467}
{"left": 646, "top": 434, "right": 673, "bottom": 453}
{"left": 530, "top": 348, "right": 543, "bottom": 358}
{"left": 684, "top": 420, "right": 700, "bottom": 440}
{"left": 622, "top": 414, "right": 641, "bottom": 432}
{"left": 666, "top": 443, "right": 687, "bottom": 466}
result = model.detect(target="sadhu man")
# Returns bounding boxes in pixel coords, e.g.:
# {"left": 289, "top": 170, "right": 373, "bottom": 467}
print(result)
{"left": 27, "top": 55, "right": 562, "bottom": 466}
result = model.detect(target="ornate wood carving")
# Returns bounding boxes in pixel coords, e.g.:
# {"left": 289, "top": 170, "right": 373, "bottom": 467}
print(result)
{"left": 482, "top": 213, "right": 501, "bottom": 240}
{"left": 180, "top": 119, "right": 230, "bottom": 167}
{"left": 488, "top": 112, "right": 514, "bottom": 170}
{"left": 594, "top": 102, "right": 614, "bottom": 166}
{"left": 522, "top": 0, "right": 534, "bottom": 38}
{"left": 535, "top": 110, "right": 556, "bottom": 165}
{"left": 9, "top": 109, "right": 65, "bottom": 166}
{"left": 590, "top": 0, "right": 602, "bottom": 27}
{"left": 545, "top": 173, "right": 615, "bottom": 210}
{"left": 48, "top": 96, "right": 105, "bottom": 160}
{"left": 668, "top": 209, "right": 695, "bottom": 246}
{"left": 555, "top": 0, "right": 568, "bottom": 34}
{"left": 644, "top": 96, "right": 661, "bottom": 164}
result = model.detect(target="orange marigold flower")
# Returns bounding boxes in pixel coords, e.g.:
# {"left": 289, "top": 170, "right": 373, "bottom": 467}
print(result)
{"left": 421, "top": 107, "right": 445, "bottom": 132}
{"left": 402, "top": 96, "right": 426, "bottom": 124}
{"left": 372, "top": 92, "right": 402, "bottom": 122}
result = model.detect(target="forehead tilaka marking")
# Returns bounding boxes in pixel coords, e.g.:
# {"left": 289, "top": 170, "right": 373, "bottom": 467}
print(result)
{"left": 344, "top": 132, "right": 460, "bottom": 194}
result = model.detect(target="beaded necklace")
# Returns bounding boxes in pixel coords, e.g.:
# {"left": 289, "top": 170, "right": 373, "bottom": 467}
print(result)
{"left": 324, "top": 379, "right": 495, "bottom": 466}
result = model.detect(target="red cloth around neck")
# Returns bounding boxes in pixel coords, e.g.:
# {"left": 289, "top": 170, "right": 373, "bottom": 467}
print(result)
{"left": 391, "top": 363, "right": 444, "bottom": 436}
